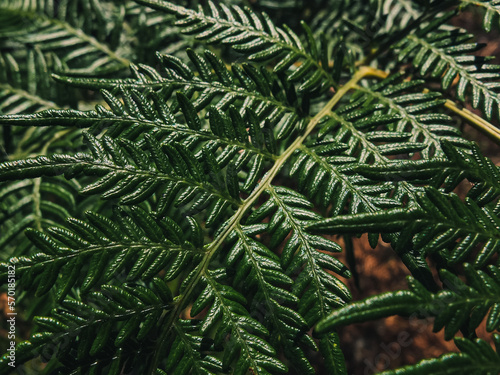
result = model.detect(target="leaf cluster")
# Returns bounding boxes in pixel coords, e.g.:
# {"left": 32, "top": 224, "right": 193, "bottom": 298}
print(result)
{"left": 0, "top": 1, "right": 500, "bottom": 375}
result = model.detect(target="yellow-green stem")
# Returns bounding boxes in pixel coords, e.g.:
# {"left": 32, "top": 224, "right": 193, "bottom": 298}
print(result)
{"left": 444, "top": 100, "right": 500, "bottom": 145}
{"left": 147, "top": 65, "right": 382, "bottom": 374}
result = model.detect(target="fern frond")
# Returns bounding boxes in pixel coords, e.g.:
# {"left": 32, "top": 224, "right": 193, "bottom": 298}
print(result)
{"left": 0, "top": 82, "right": 277, "bottom": 163}
{"left": 124, "top": 2, "right": 198, "bottom": 62}
{"left": 0, "top": 49, "right": 73, "bottom": 161}
{"left": 319, "top": 81, "right": 431, "bottom": 163}
{"left": 0, "top": 278, "right": 173, "bottom": 374}
{"left": 395, "top": 14, "right": 500, "bottom": 122}
{"left": 0, "top": 83, "right": 57, "bottom": 116}
{"left": 52, "top": 49, "right": 311, "bottom": 141}
{"left": 247, "top": 186, "right": 351, "bottom": 323}
{"left": 0, "top": 48, "right": 83, "bottom": 261}
{"left": 134, "top": 0, "right": 344, "bottom": 93}
{"left": 318, "top": 332, "right": 348, "bottom": 375}
{"left": 247, "top": 185, "right": 352, "bottom": 371}
{"left": 374, "top": 0, "right": 422, "bottom": 32}
{"left": 294, "top": 74, "right": 451, "bottom": 220}
{"left": 223, "top": 225, "right": 317, "bottom": 374}
{"left": 3, "top": 1, "right": 500, "bottom": 374}
{"left": 165, "top": 320, "right": 223, "bottom": 374}
{"left": 316, "top": 264, "right": 500, "bottom": 339}
{"left": 191, "top": 268, "right": 288, "bottom": 374}
{"left": 289, "top": 137, "right": 402, "bottom": 254}
{"left": 356, "top": 141, "right": 500, "bottom": 206}
{"left": 0, "top": 207, "right": 203, "bottom": 299}
{"left": 309, "top": 187, "right": 500, "bottom": 268}
{"left": 354, "top": 74, "right": 472, "bottom": 157}
{"left": 290, "top": 142, "right": 400, "bottom": 216}
{"left": 460, "top": 0, "right": 500, "bottom": 32}
{"left": 331, "top": 0, "right": 449, "bottom": 64}
{"left": 0, "top": 0, "right": 130, "bottom": 75}
{"left": 0, "top": 177, "right": 78, "bottom": 257}
{"left": 0, "top": 134, "right": 246, "bottom": 217}
{"left": 341, "top": 0, "right": 421, "bottom": 45}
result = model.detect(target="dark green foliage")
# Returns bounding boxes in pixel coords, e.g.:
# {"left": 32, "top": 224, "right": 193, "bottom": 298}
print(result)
{"left": 0, "top": 207, "right": 203, "bottom": 300}
{"left": 395, "top": 12, "right": 500, "bottom": 121}
{"left": 0, "top": 0, "right": 129, "bottom": 76}
{"left": 316, "top": 264, "right": 500, "bottom": 337}
{"left": 354, "top": 141, "right": 500, "bottom": 206}
{"left": 50, "top": 49, "right": 311, "bottom": 142}
{"left": 246, "top": 186, "right": 351, "bottom": 321}
{"left": 134, "top": 0, "right": 345, "bottom": 94}
{"left": 13, "top": 279, "right": 174, "bottom": 374}
{"left": 1, "top": 1, "right": 500, "bottom": 375}
{"left": 310, "top": 187, "right": 500, "bottom": 268}
{"left": 223, "top": 224, "right": 318, "bottom": 374}
{"left": 191, "top": 269, "right": 288, "bottom": 374}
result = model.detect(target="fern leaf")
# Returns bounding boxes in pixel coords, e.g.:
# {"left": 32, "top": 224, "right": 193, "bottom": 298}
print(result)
{"left": 461, "top": 0, "right": 500, "bottom": 32}
{"left": 223, "top": 225, "right": 317, "bottom": 374}
{"left": 396, "top": 15, "right": 500, "bottom": 122}
{"left": 291, "top": 74, "right": 454, "bottom": 236}
{"left": 309, "top": 187, "right": 500, "bottom": 268}
{"left": 0, "top": 134, "right": 245, "bottom": 215}
{"left": 134, "top": 0, "right": 343, "bottom": 93}
{"left": 124, "top": 2, "right": 199, "bottom": 62}
{"left": 165, "top": 320, "right": 223, "bottom": 375}
{"left": 0, "top": 84, "right": 276, "bottom": 162}
{"left": 319, "top": 332, "right": 348, "bottom": 375}
{"left": 355, "top": 140, "right": 500, "bottom": 206}
{"left": 376, "top": 334, "right": 500, "bottom": 374}
{"left": 2, "top": 1, "right": 500, "bottom": 374}
{"left": 52, "top": 50, "right": 310, "bottom": 140}
{"left": 292, "top": 142, "right": 401, "bottom": 216}
{"left": 321, "top": 78, "right": 433, "bottom": 163}
{"left": 316, "top": 264, "right": 500, "bottom": 339}
{"left": 247, "top": 185, "right": 351, "bottom": 323}
{"left": 0, "top": 83, "right": 58, "bottom": 115}
{"left": 0, "top": 177, "right": 78, "bottom": 254}
{"left": 0, "top": 207, "right": 204, "bottom": 299}
{"left": 191, "top": 269, "right": 287, "bottom": 374}
{"left": 0, "top": 0, "right": 130, "bottom": 75}
{"left": 0, "top": 279, "right": 173, "bottom": 374}
{"left": 354, "top": 74, "right": 472, "bottom": 157}
{"left": 244, "top": 185, "right": 350, "bottom": 367}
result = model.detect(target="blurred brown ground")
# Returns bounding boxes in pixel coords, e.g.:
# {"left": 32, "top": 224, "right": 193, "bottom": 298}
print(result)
{"left": 334, "top": 236, "right": 458, "bottom": 375}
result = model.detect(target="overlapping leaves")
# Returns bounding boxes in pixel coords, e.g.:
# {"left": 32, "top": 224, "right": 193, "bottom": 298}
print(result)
{"left": 1, "top": 1, "right": 500, "bottom": 375}
{"left": 0, "top": 133, "right": 249, "bottom": 225}
{"left": 0, "top": 0, "right": 130, "bottom": 75}
{"left": 0, "top": 279, "right": 174, "bottom": 375}
{"left": 395, "top": 13, "right": 500, "bottom": 122}
{"left": 310, "top": 187, "right": 500, "bottom": 268}
{"left": 0, "top": 177, "right": 79, "bottom": 259}
{"left": 316, "top": 263, "right": 500, "bottom": 339}
{"left": 135, "top": 0, "right": 345, "bottom": 94}
{"left": 52, "top": 49, "right": 311, "bottom": 142}
{"left": 223, "top": 225, "right": 317, "bottom": 373}
{"left": 356, "top": 140, "right": 500, "bottom": 206}
{"left": 245, "top": 186, "right": 350, "bottom": 325}
{"left": 0, "top": 207, "right": 203, "bottom": 300}
{"left": 190, "top": 269, "right": 288, "bottom": 374}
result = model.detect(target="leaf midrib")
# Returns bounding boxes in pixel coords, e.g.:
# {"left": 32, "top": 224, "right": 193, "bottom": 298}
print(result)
{"left": 146, "top": 66, "right": 377, "bottom": 374}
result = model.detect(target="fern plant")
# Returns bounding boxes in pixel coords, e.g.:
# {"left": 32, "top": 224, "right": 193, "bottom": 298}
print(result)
{"left": 1, "top": 0, "right": 500, "bottom": 374}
